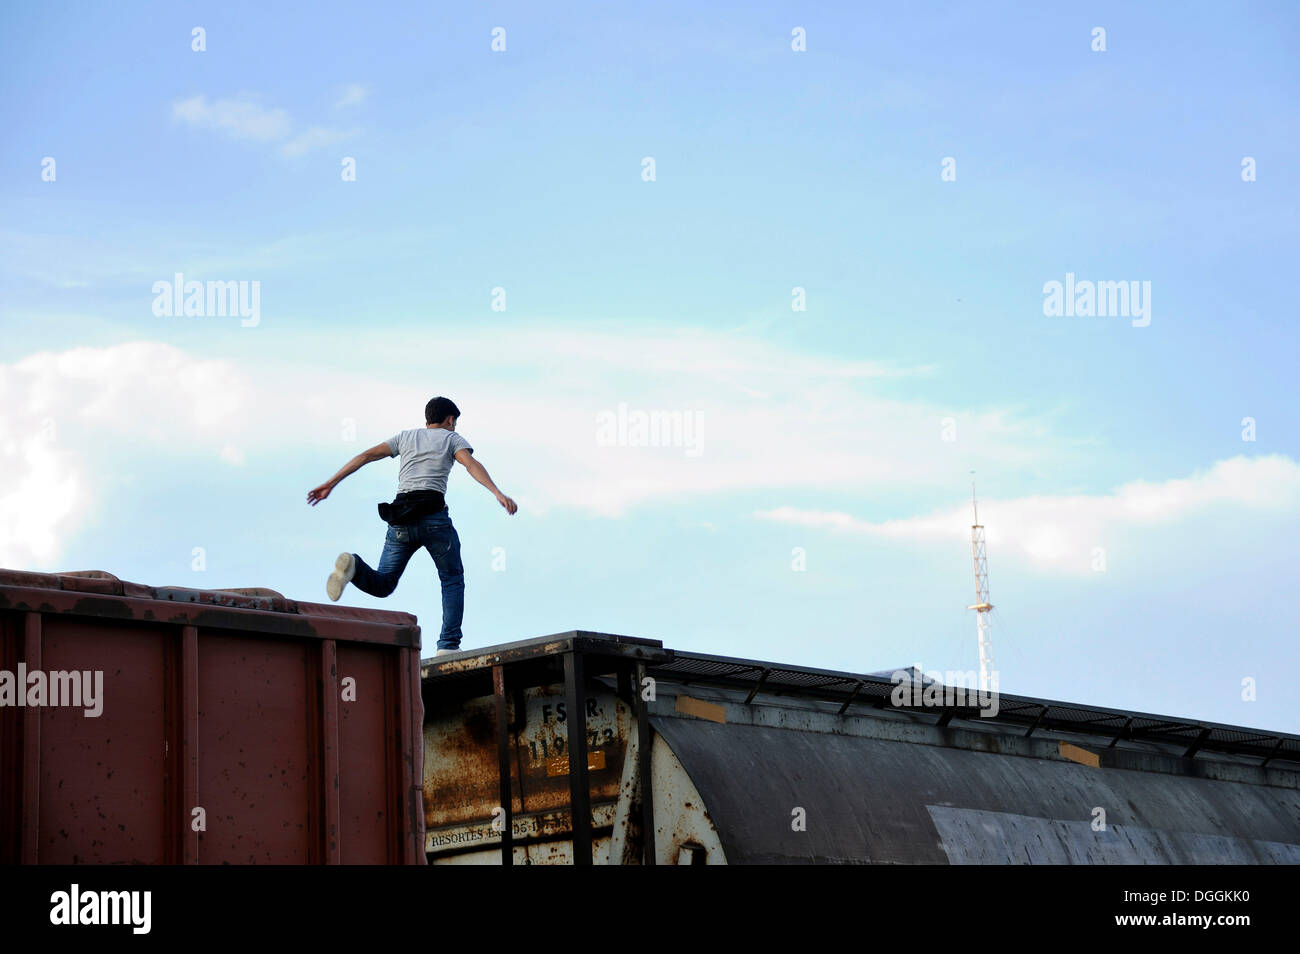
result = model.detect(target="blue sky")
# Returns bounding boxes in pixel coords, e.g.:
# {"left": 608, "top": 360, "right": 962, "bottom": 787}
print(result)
{"left": 2, "top": 2, "right": 1298, "bottom": 732}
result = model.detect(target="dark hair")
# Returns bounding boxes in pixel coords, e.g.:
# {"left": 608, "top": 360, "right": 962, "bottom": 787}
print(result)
{"left": 425, "top": 396, "right": 461, "bottom": 424}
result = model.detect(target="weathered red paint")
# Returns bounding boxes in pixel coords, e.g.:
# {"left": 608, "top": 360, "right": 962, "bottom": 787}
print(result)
{"left": 0, "top": 569, "right": 425, "bottom": 865}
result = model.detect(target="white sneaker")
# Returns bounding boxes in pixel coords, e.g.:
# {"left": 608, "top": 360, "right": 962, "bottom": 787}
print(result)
{"left": 435, "top": 648, "right": 457, "bottom": 656}
{"left": 326, "top": 552, "right": 355, "bottom": 601}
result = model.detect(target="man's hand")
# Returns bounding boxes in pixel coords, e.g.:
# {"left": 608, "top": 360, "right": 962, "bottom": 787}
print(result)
{"left": 307, "top": 443, "right": 391, "bottom": 507}
{"left": 307, "top": 481, "right": 334, "bottom": 505}
{"left": 456, "top": 448, "right": 517, "bottom": 515}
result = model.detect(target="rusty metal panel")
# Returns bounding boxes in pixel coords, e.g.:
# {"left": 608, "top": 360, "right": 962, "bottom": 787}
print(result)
{"left": 37, "top": 616, "right": 169, "bottom": 864}
{"left": 0, "top": 569, "right": 425, "bottom": 865}
{"left": 422, "top": 669, "right": 725, "bottom": 865}
{"left": 0, "top": 610, "right": 25, "bottom": 863}
{"left": 336, "top": 643, "right": 396, "bottom": 864}
{"left": 434, "top": 833, "right": 618, "bottom": 865}
{"left": 423, "top": 682, "right": 629, "bottom": 859}
{"left": 194, "top": 633, "right": 316, "bottom": 863}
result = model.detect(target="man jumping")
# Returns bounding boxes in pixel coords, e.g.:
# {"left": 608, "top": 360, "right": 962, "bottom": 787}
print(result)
{"left": 306, "top": 396, "right": 517, "bottom": 655}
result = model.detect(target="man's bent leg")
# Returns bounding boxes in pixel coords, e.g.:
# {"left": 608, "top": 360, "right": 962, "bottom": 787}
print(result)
{"left": 426, "top": 512, "right": 465, "bottom": 651}
{"left": 350, "top": 524, "right": 419, "bottom": 597}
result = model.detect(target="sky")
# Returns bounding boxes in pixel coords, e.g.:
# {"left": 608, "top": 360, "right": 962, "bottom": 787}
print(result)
{"left": 1, "top": 1, "right": 1298, "bottom": 733}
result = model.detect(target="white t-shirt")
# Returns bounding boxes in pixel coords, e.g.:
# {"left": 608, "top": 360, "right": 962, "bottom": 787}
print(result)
{"left": 385, "top": 427, "right": 473, "bottom": 493}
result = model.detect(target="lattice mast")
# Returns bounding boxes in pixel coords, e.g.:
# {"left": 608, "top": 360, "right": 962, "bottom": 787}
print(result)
{"left": 967, "top": 477, "right": 996, "bottom": 692}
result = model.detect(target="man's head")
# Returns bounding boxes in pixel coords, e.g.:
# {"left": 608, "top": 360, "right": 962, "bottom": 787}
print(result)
{"left": 425, "top": 396, "right": 461, "bottom": 429}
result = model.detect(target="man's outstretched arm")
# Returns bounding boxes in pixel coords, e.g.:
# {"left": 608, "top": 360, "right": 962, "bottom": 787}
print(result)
{"left": 454, "top": 448, "right": 518, "bottom": 514}
{"left": 307, "top": 442, "right": 392, "bottom": 505}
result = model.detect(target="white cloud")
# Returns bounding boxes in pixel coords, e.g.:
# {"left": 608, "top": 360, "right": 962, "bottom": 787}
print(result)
{"left": 0, "top": 332, "right": 1054, "bottom": 564}
{"left": 172, "top": 94, "right": 352, "bottom": 157}
{"left": 296, "top": 326, "right": 1049, "bottom": 516}
{"left": 335, "top": 83, "right": 368, "bottom": 107}
{"left": 12, "top": 342, "right": 255, "bottom": 438}
{"left": 0, "top": 342, "right": 257, "bottom": 567}
{"left": 0, "top": 430, "right": 82, "bottom": 568}
{"left": 172, "top": 95, "right": 291, "bottom": 141}
{"left": 6, "top": 334, "right": 1296, "bottom": 580}
{"left": 755, "top": 455, "right": 1300, "bottom": 574}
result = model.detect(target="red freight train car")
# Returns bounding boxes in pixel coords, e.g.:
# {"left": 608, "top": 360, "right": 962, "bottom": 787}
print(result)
{"left": 0, "top": 569, "right": 425, "bottom": 864}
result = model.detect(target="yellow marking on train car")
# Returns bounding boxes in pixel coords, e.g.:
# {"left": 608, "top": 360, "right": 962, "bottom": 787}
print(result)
{"left": 675, "top": 694, "right": 727, "bottom": 724}
{"left": 546, "top": 750, "right": 607, "bottom": 776}
{"left": 1059, "top": 741, "right": 1100, "bottom": 767}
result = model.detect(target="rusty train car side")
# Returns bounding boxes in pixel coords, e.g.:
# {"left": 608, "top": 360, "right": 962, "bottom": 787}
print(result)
{"left": 0, "top": 569, "right": 425, "bottom": 864}
{"left": 422, "top": 632, "right": 1300, "bottom": 865}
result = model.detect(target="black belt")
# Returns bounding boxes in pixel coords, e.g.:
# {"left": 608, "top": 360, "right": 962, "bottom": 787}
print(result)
{"left": 378, "top": 490, "right": 446, "bottom": 525}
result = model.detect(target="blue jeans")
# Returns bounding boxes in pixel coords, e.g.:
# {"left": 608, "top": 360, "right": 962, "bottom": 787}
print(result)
{"left": 350, "top": 508, "right": 465, "bottom": 651}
